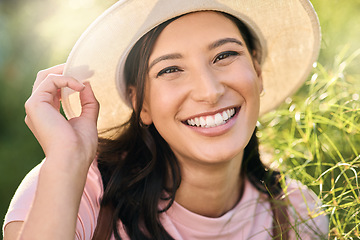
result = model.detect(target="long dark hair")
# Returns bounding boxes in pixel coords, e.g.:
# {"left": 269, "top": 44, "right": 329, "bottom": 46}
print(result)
{"left": 97, "top": 11, "right": 281, "bottom": 240}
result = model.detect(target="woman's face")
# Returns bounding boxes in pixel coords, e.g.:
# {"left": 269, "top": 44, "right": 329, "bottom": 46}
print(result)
{"left": 140, "top": 11, "right": 263, "bottom": 165}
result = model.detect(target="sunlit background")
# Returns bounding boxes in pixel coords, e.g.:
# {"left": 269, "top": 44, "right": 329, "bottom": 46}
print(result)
{"left": 0, "top": 0, "right": 116, "bottom": 235}
{"left": 1, "top": 0, "right": 360, "bottom": 238}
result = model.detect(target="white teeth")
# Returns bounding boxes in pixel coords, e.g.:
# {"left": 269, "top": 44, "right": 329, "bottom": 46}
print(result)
{"left": 205, "top": 116, "right": 215, "bottom": 127}
{"left": 189, "top": 119, "right": 195, "bottom": 126}
{"left": 186, "top": 108, "right": 236, "bottom": 128}
{"left": 227, "top": 108, "right": 234, "bottom": 118}
{"left": 222, "top": 111, "right": 229, "bottom": 121}
{"left": 214, "top": 113, "right": 223, "bottom": 126}
{"left": 194, "top": 117, "right": 200, "bottom": 126}
{"left": 200, "top": 117, "right": 206, "bottom": 127}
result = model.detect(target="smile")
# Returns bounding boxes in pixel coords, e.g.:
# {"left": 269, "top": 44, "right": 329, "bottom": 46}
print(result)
{"left": 185, "top": 108, "right": 237, "bottom": 128}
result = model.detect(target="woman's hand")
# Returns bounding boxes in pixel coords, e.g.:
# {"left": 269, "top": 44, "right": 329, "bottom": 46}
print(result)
{"left": 25, "top": 64, "right": 99, "bottom": 166}
{"left": 10, "top": 64, "right": 101, "bottom": 240}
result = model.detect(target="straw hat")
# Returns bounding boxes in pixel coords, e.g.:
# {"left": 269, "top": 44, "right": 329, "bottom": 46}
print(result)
{"left": 61, "top": 0, "right": 321, "bottom": 136}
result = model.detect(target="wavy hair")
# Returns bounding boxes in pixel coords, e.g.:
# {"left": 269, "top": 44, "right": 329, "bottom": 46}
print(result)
{"left": 97, "top": 12, "right": 281, "bottom": 240}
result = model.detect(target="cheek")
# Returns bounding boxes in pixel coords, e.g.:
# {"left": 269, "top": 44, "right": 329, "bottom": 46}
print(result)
{"left": 147, "top": 81, "right": 185, "bottom": 120}
{"left": 224, "top": 63, "right": 261, "bottom": 96}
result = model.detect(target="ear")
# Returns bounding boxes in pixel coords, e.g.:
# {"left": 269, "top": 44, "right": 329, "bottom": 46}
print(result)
{"left": 140, "top": 101, "right": 153, "bottom": 125}
{"left": 128, "top": 86, "right": 153, "bottom": 125}
{"left": 252, "top": 53, "right": 263, "bottom": 94}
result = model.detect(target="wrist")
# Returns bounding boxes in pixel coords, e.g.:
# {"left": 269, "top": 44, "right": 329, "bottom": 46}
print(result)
{"left": 42, "top": 152, "right": 94, "bottom": 180}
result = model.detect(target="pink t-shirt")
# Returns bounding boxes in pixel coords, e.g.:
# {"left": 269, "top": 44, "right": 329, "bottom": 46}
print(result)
{"left": 3, "top": 161, "right": 328, "bottom": 239}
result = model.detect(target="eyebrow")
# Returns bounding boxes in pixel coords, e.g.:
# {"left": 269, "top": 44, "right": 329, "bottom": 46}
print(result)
{"left": 149, "top": 53, "right": 182, "bottom": 71}
{"left": 208, "top": 38, "right": 243, "bottom": 50}
{"left": 148, "top": 38, "right": 243, "bottom": 70}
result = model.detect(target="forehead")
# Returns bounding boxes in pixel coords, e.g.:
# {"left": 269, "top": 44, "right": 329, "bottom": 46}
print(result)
{"left": 150, "top": 11, "right": 246, "bottom": 54}
{"left": 165, "top": 11, "right": 239, "bottom": 32}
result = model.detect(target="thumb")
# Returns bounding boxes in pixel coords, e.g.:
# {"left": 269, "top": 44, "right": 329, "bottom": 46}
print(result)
{"left": 79, "top": 82, "right": 100, "bottom": 123}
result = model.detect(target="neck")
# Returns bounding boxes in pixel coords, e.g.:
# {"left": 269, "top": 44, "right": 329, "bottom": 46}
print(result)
{"left": 174, "top": 152, "right": 244, "bottom": 218}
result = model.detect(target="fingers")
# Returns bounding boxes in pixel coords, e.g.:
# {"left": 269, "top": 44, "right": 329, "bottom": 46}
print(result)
{"left": 25, "top": 67, "right": 86, "bottom": 141}
{"left": 24, "top": 65, "right": 100, "bottom": 162}
{"left": 35, "top": 74, "right": 85, "bottom": 97}
{"left": 26, "top": 74, "right": 85, "bottom": 118}
{"left": 31, "top": 64, "right": 85, "bottom": 109}
{"left": 79, "top": 82, "right": 99, "bottom": 124}
{"left": 33, "top": 64, "right": 65, "bottom": 92}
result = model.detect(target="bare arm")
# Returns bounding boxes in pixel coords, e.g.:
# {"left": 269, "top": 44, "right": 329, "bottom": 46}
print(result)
{"left": 4, "top": 64, "right": 99, "bottom": 240}
{"left": 4, "top": 222, "right": 23, "bottom": 240}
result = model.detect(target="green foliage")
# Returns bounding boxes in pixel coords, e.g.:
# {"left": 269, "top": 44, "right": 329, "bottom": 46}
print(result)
{"left": 259, "top": 48, "right": 360, "bottom": 239}
{"left": 257, "top": 1, "right": 360, "bottom": 238}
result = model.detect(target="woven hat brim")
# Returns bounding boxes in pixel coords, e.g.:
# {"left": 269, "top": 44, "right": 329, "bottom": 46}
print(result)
{"left": 61, "top": 0, "right": 320, "bottom": 137}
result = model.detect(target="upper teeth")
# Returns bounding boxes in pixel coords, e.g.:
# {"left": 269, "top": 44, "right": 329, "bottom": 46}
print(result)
{"left": 186, "top": 108, "right": 236, "bottom": 128}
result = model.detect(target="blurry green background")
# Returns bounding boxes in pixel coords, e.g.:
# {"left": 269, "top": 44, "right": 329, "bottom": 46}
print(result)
{"left": 0, "top": 0, "right": 115, "bottom": 236}
{"left": 0, "top": 0, "right": 359, "bottom": 238}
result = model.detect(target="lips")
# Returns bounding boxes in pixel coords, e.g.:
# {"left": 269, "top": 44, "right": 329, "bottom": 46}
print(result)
{"left": 185, "top": 108, "right": 237, "bottom": 128}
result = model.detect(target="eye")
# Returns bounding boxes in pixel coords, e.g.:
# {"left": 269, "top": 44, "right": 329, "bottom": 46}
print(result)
{"left": 213, "top": 51, "right": 240, "bottom": 64}
{"left": 157, "top": 66, "right": 183, "bottom": 77}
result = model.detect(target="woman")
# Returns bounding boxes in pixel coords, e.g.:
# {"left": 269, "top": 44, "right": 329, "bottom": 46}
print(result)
{"left": 3, "top": 0, "right": 328, "bottom": 239}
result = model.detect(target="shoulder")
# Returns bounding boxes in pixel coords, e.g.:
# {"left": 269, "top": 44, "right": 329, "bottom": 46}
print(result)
{"left": 284, "top": 179, "right": 329, "bottom": 239}
{"left": 3, "top": 159, "right": 104, "bottom": 240}
{"left": 3, "top": 161, "right": 43, "bottom": 230}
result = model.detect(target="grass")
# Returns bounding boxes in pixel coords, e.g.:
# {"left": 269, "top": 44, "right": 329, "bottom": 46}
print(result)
{"left": 258, "top": 48, "right": 360, "bottom": 239}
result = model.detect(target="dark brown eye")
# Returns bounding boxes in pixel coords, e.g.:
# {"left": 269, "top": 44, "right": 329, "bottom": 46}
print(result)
{"left": 157, "top": 66, "right": 182, "bottom": 77}
{"left": 213, "top": 51, "right": 239, "bottom": 63}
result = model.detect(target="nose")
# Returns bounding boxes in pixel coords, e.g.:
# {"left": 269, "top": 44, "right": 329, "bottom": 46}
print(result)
{"left": 190, "top": 66, "right": 225, "bottom": 104}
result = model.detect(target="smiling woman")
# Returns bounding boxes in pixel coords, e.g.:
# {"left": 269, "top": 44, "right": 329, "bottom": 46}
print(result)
{"left": 143, "top": 12, "right": 261, "bottom": 166}
{"left": 3, "top": 1, "right": 328, "bottom": 240}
